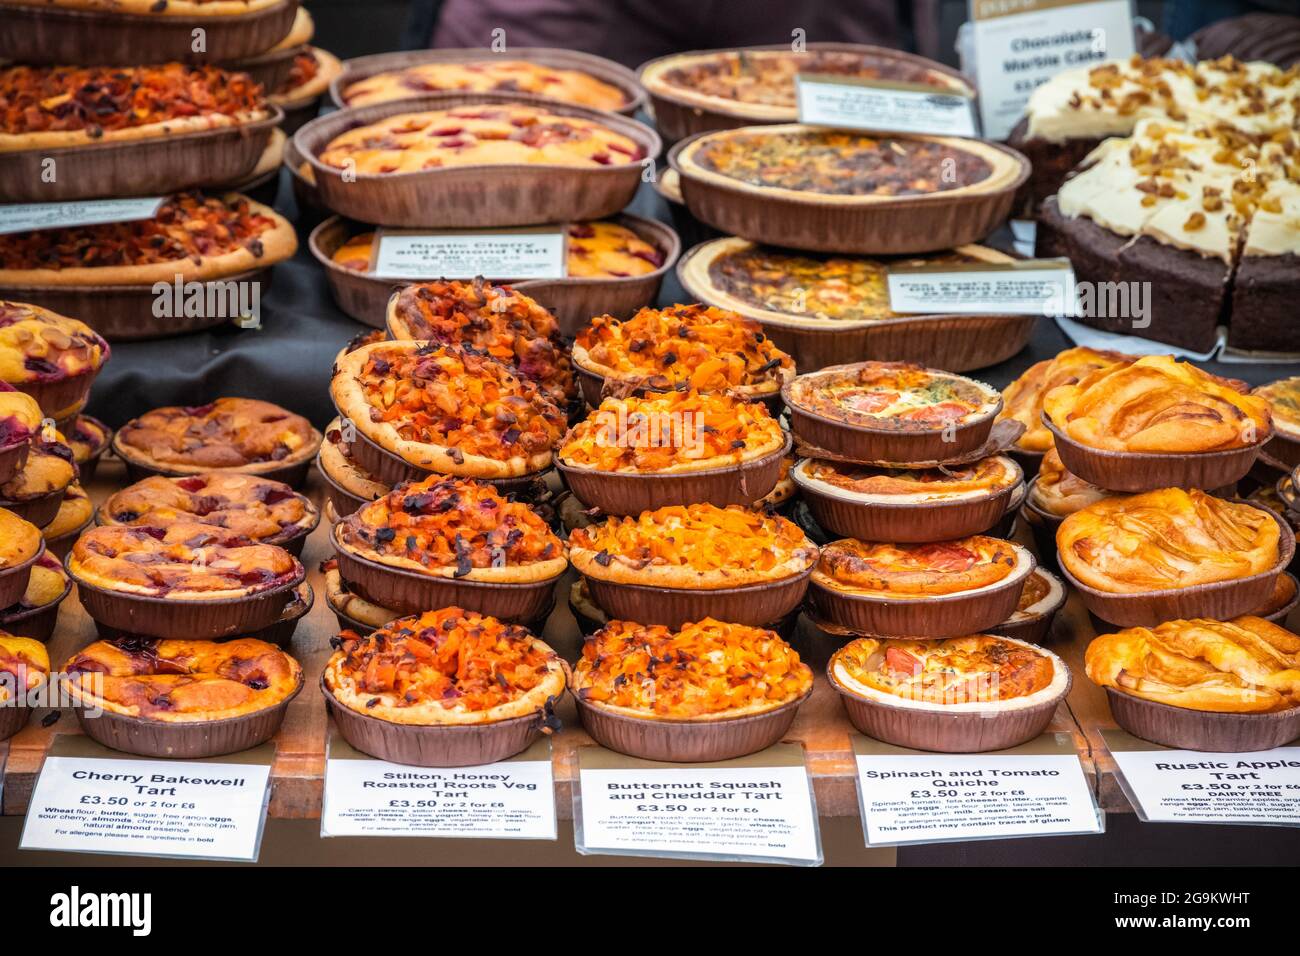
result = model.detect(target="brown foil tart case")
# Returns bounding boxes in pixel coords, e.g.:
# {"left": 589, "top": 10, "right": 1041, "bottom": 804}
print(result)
{"left": 566, "top": 579, "right": 799, "bottom": 640}
{"left": 1257, "top": 572, "right": 1299, "bottom": 623}
{"left": 0, "top": 438, "right": 28, "bottom": 487}
{"left": 0, "top": 572, "right": 70, "bottom": 645}
{"left": 295, "top": 91, "right": 661, "bottom": 229}
{"left": 340, "top": 425, "right": 552, "bottom": 496}
{"left": 13, "top": 345, "right": 108, "bottom": 418}
{"left": 0, "top": 539, "right": 43, "bottom": 611}
{"left": 988, "top": 568, "right": 1068, "bottom": 644}
{"left": 44, "top": 510, "right": 94, "bottom": 563}
{"left": 1105, "top": 688, "right": 1300, "bottom": 753}
{"left": 580, "top": 565, "right": 814, "bottom": 630}
{"left": 111, "top": 427, "right": 322, "bottom": 489}
{"left": 0, "top": 483, "right": 67, "bottom": 529}
{"left": 0, "top": 673, "right": 41, "bottom": 742}
{"left": 95, "top": 581, "right": 314, "bottom": 650}
{"left": 315, "top": 450, "right": 385, "bottom": 519}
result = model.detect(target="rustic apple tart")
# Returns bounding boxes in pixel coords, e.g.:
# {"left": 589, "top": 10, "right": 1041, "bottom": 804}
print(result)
{"left": 998, "top": 346, "right": 1132, "bottom": 457}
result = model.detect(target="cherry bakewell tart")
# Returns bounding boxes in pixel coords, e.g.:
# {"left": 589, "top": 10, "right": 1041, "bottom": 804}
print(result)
{"left": 67, "top": 522, "right": 306, "bottom": 640}
{"left": 557, "top": 389, "right": 790, "bottom": 515}
{"left": 0, "top": 552, "right": 69, "bottom": 643}
{"left": 384, "top": 279, "right": 574, "bottom": 408}
{"left": 330, "top": 340, "right": 566, "bottom": 488}
{"left": 0, "top": 432, "right": 74, "bottom": 527}
{"left": 568, "top": 503, "right": 817, "bottom": 627}
{"left": 332, "top": 475, "right": 565, "bottom": 623}
{"left": 112, "top": 397, "right": 322, "bottom": 488}
{"left": 64, "top": 414, "right": 111, "bottom": 482}
{"left": 41, "top": 481, "right": 91, "bottom": 559}
{"left": 571, "top": 617, "right": 812, "bottom": 761}
{"left": 317, "top": 417, "right": 390, "bottom": 519}
{"left": 62, "top": 637, "right": 303, "bottom": 758}
{"left": 0, "top": 632, "right": 48, "bottom": 742}
{"left": 323, "top": 607, "right": 567, "bottom": 766}
{"left": 99, "top": 473, "right": 319, "bottom": 556}
{"left": 829, "top": 635, "right": 1070, "bottom": 752}
{"left": 810, "top": 535, "right": 1036, "bottom": 638}
{"left": 0, "top": 384, "right": 41, "bottom": 485}
{"left": 0, "top": 301, "right": 108, "bottom": 416}
{"left": 0, "top": 505, "right": 43, "bottom": 609}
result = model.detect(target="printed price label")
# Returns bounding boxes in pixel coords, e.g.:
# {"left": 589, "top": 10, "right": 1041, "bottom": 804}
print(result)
{"left": 796, "top": 75, "right": 978, "bottom": 137}
{"left": 575, "top": 744, "right": 821, "bottom": 865}
{"left": 20, "top": 737, "right": 272, "bottom": 861}
{"left": 887, "top": 258, "right": 1075, "bottom": 314}
{"left": 373, "top": 227, "right": 567, "bottom": 280}
{"left": 854, "top": 735, "right": 1103, "bottom": 846}
{"left": 0, "top": 197, "right": 164, "bottom": 235}
{"left": 321, "top": 735, "right": 557, "bottom": 839}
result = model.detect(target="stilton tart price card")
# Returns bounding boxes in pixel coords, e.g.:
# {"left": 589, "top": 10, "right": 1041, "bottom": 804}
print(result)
{"left": 1102, "top": 730, "right": 1300, "bottom": 827}
{"left": 372, "top": 226, "right": 568, "bottom": 280}
{"left": 887, "top": 257, "right": 1075, "bottom": 315}
{"left": 19, "top": 737, "right": 272, "bottom": 862}
{"left": 796, "top": 75, "right": 978, "bottom": 137}
{"left": 320, "top": 734, "right": 557, "bottom": 840}
{"left": 0, "top": 197, "right": 164, "bottom": 235}
{"left": 574, "top": 744, "right": 822, "bottom": 866}
{"left": 854, "top": 734, "right": 1103, "bottom": 846}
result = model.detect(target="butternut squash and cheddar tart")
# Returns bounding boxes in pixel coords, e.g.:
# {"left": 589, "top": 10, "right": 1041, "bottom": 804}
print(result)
{"left": 572, "top": 618, "right": 812, "bottom": 720}
{"left": 998, "top": 346, "right": 1132, "bottom": 454}
{"left": 385, "top": 279, "right": 574, "bottom": 407}
{"left": 339, "top": 59, "right": 630, "bottom": 112}
{"left": 331, "top": 341, "right": 566, "bottom": 481}
{"left": 815, "top": 535, "right": 1032, "bottom": 600}
{"left": 573, "top": 303, "right": 794, "bottom": 401}
{"left": 324, "top": 608, "right": 567, "bottom": 725}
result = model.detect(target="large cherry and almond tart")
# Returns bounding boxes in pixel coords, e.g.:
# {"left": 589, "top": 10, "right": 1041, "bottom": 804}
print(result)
{"left": 330, "top": 340, "right": 566, "bottom": 487}
{"left": 0, "top": 386, "right": 41, "bottom": 484}
{"left": 829, "top": 635, "right": 1070, "bottom": 752}
{"left": 1, "top": 434, "right": 75, "bottom": 527}
{"left": 99, "top": 473, "right": 319, "bottom": 556}
{"left": 0, "top": 553, "right": 70, "bottom": 643}
{"left": 0, "top": 301, "right": 108, "bottom": 415}
{"left": 1057, "top": 489, "right": 1292, "bottom": 627}
{"left": 1253, "top": 377, "right": 1300, "bottom": 468}
{"left": 0, "top": 632, "right": 48, "bottom": 741}
{"left": 0, "top": 506, "right": 43, "bottom": 610}
{"left": 1044, "top": 355, "right": 1273, "bottom": 492}
{"left": 385, "top": 280, "right": 574, "bottom": 408}
{"left": 792, "top": 454, "right": 1022, "bottom": 544}
{"left": 317, "top": 418, "right": 389, "bottom": 519}
{"left": 67, "top": 522, "right": 306, "bottom": 640}
{"left": 784, "top": 361, "right": 1002, "bottom": 464}
{"left": 571, "top": 618, "right": 812, "bottom": 762}
{"left": 568, "top": 503, "right": 817, "bottom": 628}
{"left": 811, "top": 535, "right": 1035, "bottom": 638}
{"left": 1086, "top": 616, "right": 1300, "bottom": 751}
{"left": 112, "top": 397, "right": 322, "bottom": 488}
{"left": 323, "top": 608, "right": 567, "bottom": 766}
{"left": 62, "top": 637, "right": 302, "bottom": 758}
{"left": 572, "top": 303, "right": 794, "bottom": 410}
{"left": 556, "top": 390, "right": 789, "bottom": 515}
{"left": 332, "top": 476, "right": 565, "bottom": 622}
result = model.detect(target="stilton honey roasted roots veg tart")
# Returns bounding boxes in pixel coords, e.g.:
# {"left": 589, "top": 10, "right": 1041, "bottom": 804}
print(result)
{"left": 829, "top": 635, "right": 1070, "bottom": 753}
{"left": 670, "top": 124, "right": 1028, "bottom": 255}
{"left": 331, "top": 340, "right": 566, "bottom": 489}
{"left": 67, "top": 523, "right": 306, "bottom": 640}
{"left": 332, "top": 476, "right": 565, "bottom": 623}
{"left": 571, "top": 618, "right": 813, "bottom": 762}
{"left": 568, "top": 503, "right": 818, "bottom": 628}
{"left": 556, "top": 390, "right": 790, "bottom": 515}
{"left": 0, "top": 64, "right": 282, "bottom": 202}
{"left": 323, "top": 608, "right": 567, "bottom": 767}
{"left": 296, "top": 92, "right": 660, "bottom": 228}
{"left": 62, "top": 637, "right": 303, "bottom": 758}
{"left": 1057, "top": 489, "right": 1294, "bottom": 627}
{"left": 0, "top": 632, "right": 47, "bottom": 742}
{"left": 810, "top": 535, "right": 1036, "bottom": 638}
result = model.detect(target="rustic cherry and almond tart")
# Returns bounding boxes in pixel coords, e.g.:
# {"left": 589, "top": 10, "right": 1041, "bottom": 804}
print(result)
{"left": 339, "top": 59, "right": 630, "bottom": 111}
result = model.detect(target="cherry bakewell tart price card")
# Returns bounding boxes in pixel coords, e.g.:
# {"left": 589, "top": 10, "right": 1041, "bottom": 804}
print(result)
{"left": 1102, "top": 730, "right": 1300, "bottom": 827}
{"left": 854, "top": 734, "right": 1104, "bottom": 847}
{"left": 19, "top": 737, "right": 273, "bottom": 862}
{"left": 796, "top": 75, "right": 978, "bottom": 138}
{"left": 573, "top": 744, "right": 822, "bottom": 866}
{"left": 371, "top": 226, "right": 568, "bottom": 281}
{"left": 886, "top": 257, "right": 1076, "bottom": 315}
{"left": 320, "top": 734, "right": 558, "bottom": 840}
{"left": 0, "top": 197, "right": 164, "bottom": 235}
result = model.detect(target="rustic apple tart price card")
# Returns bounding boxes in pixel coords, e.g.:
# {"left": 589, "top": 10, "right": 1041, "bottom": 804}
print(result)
{"left": 573, "top": 744, "right": 822, "bottom": 866}
{"left": 0, "top": 197, "right": 164, "bottom": 235}
{"left": 20, "top": 737, "right": 273, "bottom": 862}
{"left": 320, "top": 734, "right": 557, "bottom": 840}
{"left": 853, "top": 734, "right": 1103, "bottom": 846}
{"left": 372, "top": 226, "right": 568, "bottom": 280}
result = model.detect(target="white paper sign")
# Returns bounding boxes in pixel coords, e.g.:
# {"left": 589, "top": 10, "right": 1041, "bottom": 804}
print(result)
{"left": 0, "top": 197, "right": 164, "bottom": 235}
{"left": 575, "top": 745, "right": 821, "bottom": 865}
{"left": 797, "top": 76, "right": 978, "bottom": 137}
{"left": 20, "top": 743, "right": 271, "bottom": 861}
{"left": 855, "top": 744, "right": 1103, "bottom": 846}
{"left": 970, "top": 0, "right": 1135, "bottom": 140}
{"left": 887, "top": 259, "right": 1075, "bottom": 314}
{"left": 373, "top": 228, "right": 567, "bottom": 280}
{"left": 321, "top": 736, "right": 557, "bottom": 839}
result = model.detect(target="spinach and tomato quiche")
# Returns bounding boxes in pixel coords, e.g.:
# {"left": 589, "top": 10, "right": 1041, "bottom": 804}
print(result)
{"left": 792, "top": 454, "right": 1019, "bottom": 504}
{"left": 814, "top": 535, "right": 1033, "bottom": 600}
{"left": 340, "top": 59, "right": 629, "bottom": 112}
{"left": 1253, "top": 376, "right": 1300, "bottom": 443}
{"left": 785, "top": 361, "right": 999, "bottom": 432}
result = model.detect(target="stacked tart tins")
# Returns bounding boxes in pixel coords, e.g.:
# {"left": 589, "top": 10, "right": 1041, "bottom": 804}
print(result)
{"left": 0, "top": 632, "right": 48, "bottom": 743}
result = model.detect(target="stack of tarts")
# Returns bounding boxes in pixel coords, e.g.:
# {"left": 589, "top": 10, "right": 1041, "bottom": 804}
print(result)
{"left": 0, "top": 631, "right": 48, "bottom": 742}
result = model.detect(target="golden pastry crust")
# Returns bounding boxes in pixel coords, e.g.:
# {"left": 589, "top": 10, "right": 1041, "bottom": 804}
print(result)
{"left": 324, "top": 608, "right": 567, "bottom": 725}
{"left": 794, "top": 454, "right": 1018, "bottom": 503}
{"left": 69, "top": 522, "right": 303, "bottom": 600}
{"left": 1028, "top": 448, "right": 1109, "bottom": 517}
{"left": 41, "top": 483, "right": 90, "bottom": 539}
{"left": 335, "top": 476, "right": 566, "bottom": 584}
{"left": 0, "top": 302, "right": 108, "bottom": 388}
{"left": 814, "top": 535, "right": 1031, "bottom": 598}
{"left": 331, "top": 341, "right": 565, "bottom": 480}
{"left": 341, "top": 60, "right": 629, "bottom": 111}
{"left": 1253, "top": 376, "right": 1300, "bottom": 441}
{"left": 0, "top": 632, "right": 48, "bottom": 703}
{"left": 322, "top": 560, "right": 397, "bottom": 628}
{"left": 0, "top": 386, "right": 45, "bottom": 450}
{"left": 559, "top": 390, "right": 785, "bottom": 474}
{"left": 100, "top": 473, "right": 317, "bottom": 544}
{"left": 66, "top": 416, "right": 110, "bottom": 465}
{"left": 573, "top": 303, "right": 794, "bottom": 399}
{"left": 316, "top": 104, "right": 644, "bottom": 175}
{"left": 1, "top": 437, "right": 74, "bottom": 501}
{"left": 998, "top": 347, "right": 1133, "bottom": 453}
{"left": 0, "top": 507, "right": 41, "bottom": 568}
{"left": 1058, "top": 488, "right": 1281, "bottom": 593}
{"left": 572, "top": 617, "right": 812, "bottom": 720}
{"left": 786, "top": 361, "right": 1000, "bottom": 431}
{"left": 1044, "top": 355, "right": 1272, "bottom": 453}
{"left": 114, "top": 397, "right": 321, "bottom": 475}
{"left": 568, "top": 503, "right": 818, "bottom": 589}
{"left": 63, "top": 637, "right": 302, "bottom": 723}
{"left": 1086, "top": 615, "right": 1300, "bottom": 713}
{"left": 319, "top": 420, "right": 389, "bottom": 502}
